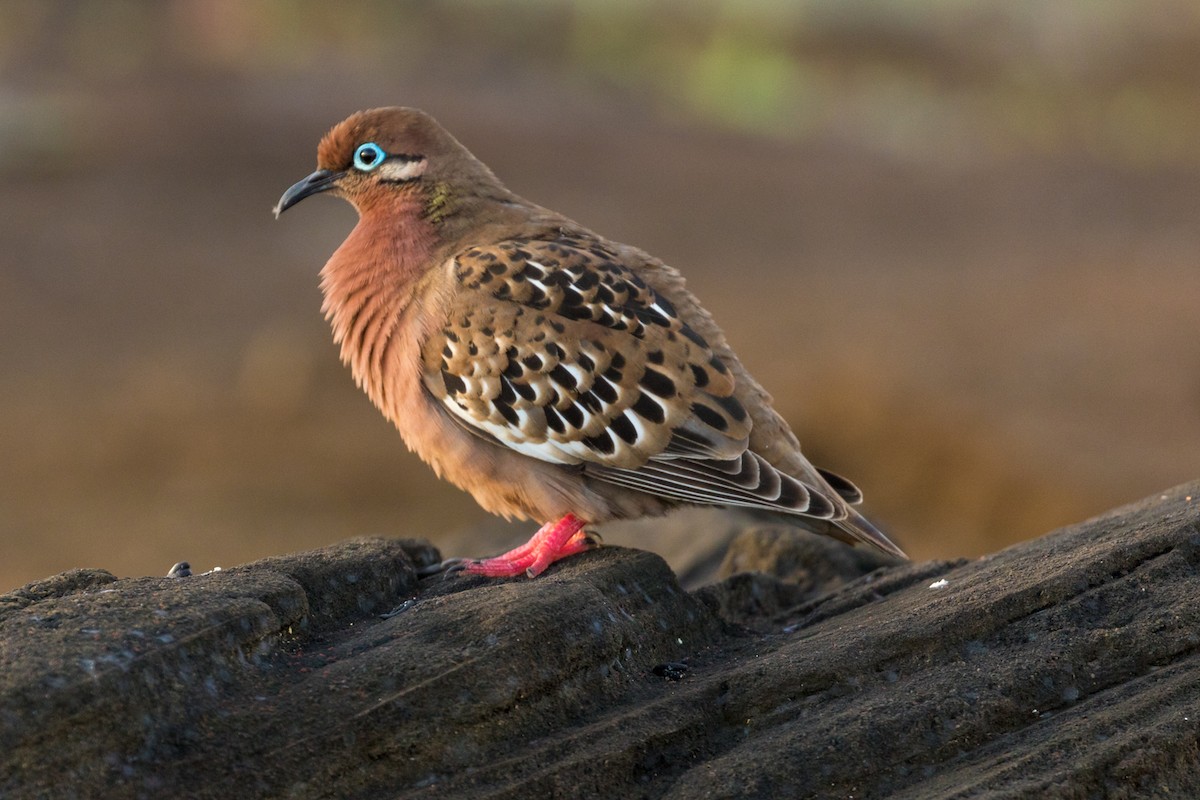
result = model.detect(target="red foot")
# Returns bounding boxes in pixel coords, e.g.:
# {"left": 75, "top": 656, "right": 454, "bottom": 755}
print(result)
{"left": 466, "top": 514, "right": 591, "bottom": 578}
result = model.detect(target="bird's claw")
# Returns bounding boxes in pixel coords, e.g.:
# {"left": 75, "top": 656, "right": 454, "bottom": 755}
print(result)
{"left": 440, "top": 558, "right": 471, "bottom": 574}
{"left": 414, "top": 557, "right": 476, "bottom": 579}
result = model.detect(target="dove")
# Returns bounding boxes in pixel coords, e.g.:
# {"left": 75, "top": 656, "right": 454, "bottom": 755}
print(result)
{"left": 275, "top": 107, "right": 904, "bottom": 578}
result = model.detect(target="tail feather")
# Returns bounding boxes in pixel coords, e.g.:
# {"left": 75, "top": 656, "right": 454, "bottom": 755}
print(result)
{"left": 834, "top": 507, "right": 907, "bottom": 559}
{"left": 816, "top": 467, "right": 864, "bottom": 504}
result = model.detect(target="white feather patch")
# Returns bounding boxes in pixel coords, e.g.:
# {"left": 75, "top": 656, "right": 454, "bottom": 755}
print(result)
{"left": 623, "top": 411, "right": 649, "bottom": 446}
{"left": 440, "top": 398, "right": 576, "bottom": 464}
{"left": 377, "top": 158, "right": 428, "bottom": 182}
{"left": 560, "top": 362, "right": 589, "bottom": 389}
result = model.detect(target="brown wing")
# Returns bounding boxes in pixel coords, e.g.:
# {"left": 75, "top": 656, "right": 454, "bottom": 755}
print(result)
{"left": 423, "top": 235, "right": 748, "bottom": 468}
{"left": 421, "top": 233, "right": 838, "bottom": 520}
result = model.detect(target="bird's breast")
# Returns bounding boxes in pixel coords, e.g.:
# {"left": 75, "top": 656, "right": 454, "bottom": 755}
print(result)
{"left": 319, "top": 207, "right": 437, "bottom": 384}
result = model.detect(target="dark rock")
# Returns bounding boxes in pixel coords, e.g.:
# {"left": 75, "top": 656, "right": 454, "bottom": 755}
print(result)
{"left": 0, "top": 568, "right": 118, "bottom": 618}
{"left": 3, "top": 485, "right": 1200, "bottom": 798}
{"left": 718, "top": 522, "right": 906, "bottom": 592}
{"left": 696, "top": 524, "right": 914, "bottom": 630}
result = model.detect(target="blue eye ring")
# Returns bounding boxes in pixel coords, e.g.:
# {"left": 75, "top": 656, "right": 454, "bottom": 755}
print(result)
{"left": 353, "top": 142, "right": 387, "bottom": 171}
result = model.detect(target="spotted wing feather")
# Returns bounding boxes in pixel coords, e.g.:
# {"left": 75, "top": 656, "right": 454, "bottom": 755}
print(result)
{"left": 421, "top": 234, "right": 835, "bottom": 520}
{"left": 424, "top": 235, "right": 749, "bottom": 469}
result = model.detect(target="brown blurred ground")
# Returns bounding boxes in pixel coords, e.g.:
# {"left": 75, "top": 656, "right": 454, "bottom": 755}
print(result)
{"left": 1, "top": 1, "right": 1198, "bottom": 591}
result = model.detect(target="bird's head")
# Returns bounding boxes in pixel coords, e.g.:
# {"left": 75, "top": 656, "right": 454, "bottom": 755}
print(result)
{"left": 274, "top": 107, "right": 503, "bottom": 221}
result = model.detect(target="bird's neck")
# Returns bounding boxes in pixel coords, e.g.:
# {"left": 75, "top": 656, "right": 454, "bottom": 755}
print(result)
{"left": 319, "top": 193, "right": 438, "bottom": 395}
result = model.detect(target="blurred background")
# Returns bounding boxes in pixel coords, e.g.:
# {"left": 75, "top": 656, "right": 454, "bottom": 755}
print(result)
{"left": 2, "top": 0, "right": 1198, "bottom": 591}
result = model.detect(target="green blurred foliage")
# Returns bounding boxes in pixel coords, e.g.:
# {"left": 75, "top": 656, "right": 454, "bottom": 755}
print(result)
{"left": 2, "top": 0, "right": 1199, "bottom": 167}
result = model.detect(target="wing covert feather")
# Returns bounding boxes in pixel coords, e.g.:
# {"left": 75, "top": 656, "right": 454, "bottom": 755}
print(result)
{"left": 421, "top": 235, "right": 748, "bottom": 469}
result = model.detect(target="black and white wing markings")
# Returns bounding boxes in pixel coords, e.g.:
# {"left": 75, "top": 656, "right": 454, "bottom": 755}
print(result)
{"left": 453, "top": 236, "right": 693, "bottom": 336}
{"left": 426, "top": 234, "right": 837, "bottom": 519}
{"left": 427, "top": 235, "right": 748, "bottom": 466}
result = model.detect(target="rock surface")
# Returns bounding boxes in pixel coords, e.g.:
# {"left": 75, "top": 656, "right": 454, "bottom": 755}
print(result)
{"left": 3, "top": 483, "right": 1199, "bottom": 799}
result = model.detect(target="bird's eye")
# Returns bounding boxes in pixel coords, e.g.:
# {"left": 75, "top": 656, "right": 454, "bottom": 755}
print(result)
{"left": 353, "top": 142, "right": 386, "bottom": 171}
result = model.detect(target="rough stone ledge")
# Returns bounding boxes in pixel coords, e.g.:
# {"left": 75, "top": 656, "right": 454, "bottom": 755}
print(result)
{"left": 2, "top": 483, "right": 1198, "bottom": 799}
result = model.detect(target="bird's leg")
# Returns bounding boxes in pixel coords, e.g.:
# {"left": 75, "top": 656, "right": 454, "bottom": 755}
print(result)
{"left": 465, "top": 513, "right": 591, "bottom": 578}
{"left": 554, "top": 530, "right": 596, "bottom": 559}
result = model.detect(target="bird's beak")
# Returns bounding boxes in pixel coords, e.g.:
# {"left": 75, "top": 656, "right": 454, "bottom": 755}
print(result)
{"left": 274, "top": 169, "right": 343, "bottom": 218}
